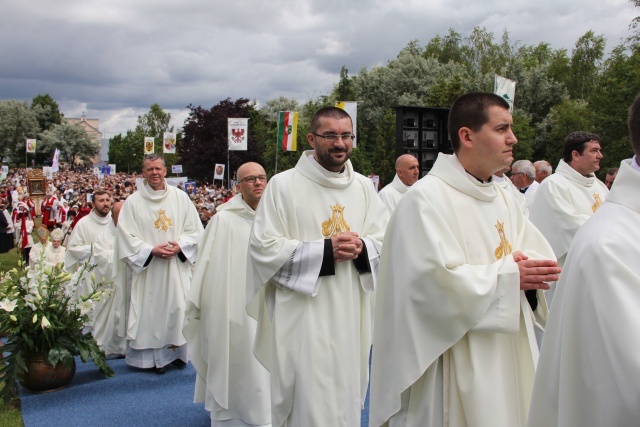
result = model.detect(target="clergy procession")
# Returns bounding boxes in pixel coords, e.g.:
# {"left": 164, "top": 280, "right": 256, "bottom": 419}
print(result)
{"left": 2, "top": 92, "right": 640, "bottom": 427}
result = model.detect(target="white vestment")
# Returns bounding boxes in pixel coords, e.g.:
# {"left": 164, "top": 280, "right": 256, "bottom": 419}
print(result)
{"left": 529, "top": 159, "right": 608, "bottom": 304}
{"left": 522, "top": 180, "right": 539, "bottom": 209}
{"left": 378, "top": 174, "right": 409, "bottom": 213}
{"left": 247, "top": 151, "right": 389, "bottom": 427}
{"left": 65, "top": 210, "right": 112, "bottom": 294}
{"left": 43, "top": 244, "right": 66, "bottom": 267}
{"left": 369, "top": 154, "right": 555, "bottom": 427}
{"left": 528, "top": 159, "right": 640, "bottom": 427}
{"left": 184, "top": 194, "right": 271, "bottom": 426}
{"left": 116, "top": 180, "right": 203, "bottom": 368}
{"left": 92, "top": 222, "right": 127, "bottom": 357}
{"left": 29, "top": 242, "right": 50, "bottom": 265}
{"left": 494, "top": 174, "right": 528, "bottom": 216}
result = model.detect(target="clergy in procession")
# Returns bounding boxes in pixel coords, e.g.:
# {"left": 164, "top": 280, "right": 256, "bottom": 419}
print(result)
{"left": 493, "top": 166, "right": 528, "bottom": 216}
{"left": 116, "top": 154, "right": 203, "bottom": 374}
{"left": 529, "top": 131, "right": 608, "bottom": 305}
{"left": 378, "top": 154, "right": 420, "bottom": 213}
{"left": 368, "top": 92, "right": 560, "bottom": 427}
{"left": 29, "top": 226, "right": 51, "bottom": 266}
{"left": 247, "top": 106, "right": 389, "bottom": 426}
{"left": 511, "top": 159, "right": 539, "bottom": 210}
{"left": 92, "top": 201, "right": 126, "bottom": 358}
{"left": 527, "top": 93, "right": 640, "bottom": 427}
{"left": 65, "top": 189, "right": 112, "bottom": 301}
{"left": 43, "top": 228, "right": 66, "bottom": 267}
{"left": 41, "top": 191, "right": 58, "bottom": 230}
{"left": 184, "top": 162, "right": 271, "bottom": 427}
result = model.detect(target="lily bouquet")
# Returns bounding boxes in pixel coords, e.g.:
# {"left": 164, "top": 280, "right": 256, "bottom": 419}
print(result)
{"left": 0, "top": 256, "right": 115, "bottom": 404}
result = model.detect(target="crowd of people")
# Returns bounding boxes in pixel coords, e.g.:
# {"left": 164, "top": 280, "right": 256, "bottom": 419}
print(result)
{"left": 0, "top": 92, "right": 637, "bottom": 427}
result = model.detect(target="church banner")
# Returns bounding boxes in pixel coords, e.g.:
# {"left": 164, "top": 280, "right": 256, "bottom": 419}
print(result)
{"left": 228, "top": 118, "right": 248, "bottom": 151}
{"left": 26, "top": 139, "right": 36, "bottom": 153}
{"left": 335, "top": 101, "right": 358, "bottom": 147}
{"left": 277, "top": 111, "right": 298, "bottom": 151}
{"left": 494, "top": 75, "right": 516, "bottom": 113}
{"left": 144, "top": 137, "right": 155, "bottom": 154}
{"left": 214, "top": 163, "right": 225, "bottom": 180}
{"left": 163, "top": 132, "right": 176, "bottom": 154}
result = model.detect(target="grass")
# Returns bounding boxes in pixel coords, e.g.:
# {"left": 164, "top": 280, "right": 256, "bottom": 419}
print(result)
{"left": 0, "top": 219, "right": 43, "bottom": 427}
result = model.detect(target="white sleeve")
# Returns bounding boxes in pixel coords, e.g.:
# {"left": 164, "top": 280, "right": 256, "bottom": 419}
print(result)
{"left": 270, "top": 240, "right": 324, "bottom": 296}
{"left": 124, "top": 243, "right": 153, "bottom": 274}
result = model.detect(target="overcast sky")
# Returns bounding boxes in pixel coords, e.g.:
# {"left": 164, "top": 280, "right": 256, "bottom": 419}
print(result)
{"left": 1, "top": 0, "right": 636, "bottom": 138}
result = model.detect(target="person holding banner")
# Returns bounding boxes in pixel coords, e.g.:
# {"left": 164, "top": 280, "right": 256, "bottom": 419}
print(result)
{"left": 247, "top": 106, "right": 389, "bottom": 426}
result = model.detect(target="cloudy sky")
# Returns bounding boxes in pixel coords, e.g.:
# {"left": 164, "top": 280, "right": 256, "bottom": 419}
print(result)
{"left": 1, "top": 0, "right": 636, "bottom": 138}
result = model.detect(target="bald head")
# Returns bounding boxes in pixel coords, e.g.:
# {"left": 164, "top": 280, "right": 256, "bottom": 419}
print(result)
{"left": 112, "top": 201, "right": 124, "bottom": 226}
{"left": 237, "top": 162, "right": 267, "bottom": 210}
{"left": 396, "top": 154, "right": 420, "bottom": 186}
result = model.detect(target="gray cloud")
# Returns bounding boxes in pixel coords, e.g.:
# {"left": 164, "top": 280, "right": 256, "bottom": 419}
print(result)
{"left": 1, "top": 0, "right": 636, "bottom": 136}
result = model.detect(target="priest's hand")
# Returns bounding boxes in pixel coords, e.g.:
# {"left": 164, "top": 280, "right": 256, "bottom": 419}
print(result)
{"left": 152, "top": 242, "right": 178, "bottom": 260}
{"left": 513, "top": 250, "right": 561, "bottom": 290}
{"left": 332, "top": 232, "right": 363, "bottom": 262}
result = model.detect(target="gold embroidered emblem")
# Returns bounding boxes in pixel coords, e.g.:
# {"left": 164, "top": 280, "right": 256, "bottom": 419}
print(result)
{"left": 154, "top": 209, "right": 173, "bottom": 232}
{"left": 592, "top": 193, "right": 603, "bottom": 213}
{"left": 321, "top": 204, "right": 350, "bottom": 238}
{"left": 494, "top": 221, "right": 512, "bottom": 260}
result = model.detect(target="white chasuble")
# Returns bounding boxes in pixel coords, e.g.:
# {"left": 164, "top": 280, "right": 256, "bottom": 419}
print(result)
{"left": 116, "top": 181, "right": 203, "bottom": 352}
{"left": 369, "top": 154, "right": 555, "bottom": 427}
{"left": 92, "top": 222, "right": 127, "bottom": 357}
{"left": 247, "top": 151, "right": 389, "bottom": 427}
{"left": 184, "top": 194, "right": 271, "bottom": 426}
{"left": 528, "top": 159, "right": 640, "bottom": 427}
{"left": 378, "top": 173, "right": 409, "bottom": 213}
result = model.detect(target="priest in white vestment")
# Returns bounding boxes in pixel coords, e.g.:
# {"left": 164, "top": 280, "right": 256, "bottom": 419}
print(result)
{"left": 378, "top": 154, "right": 420, "bottom": 213}
{"left": 369, "top": 93, "right": 560, "bottom": 427}
{"left": 247, "top": 107, "right": 389, "bottom": 426}
{"left": 29, "top": 226, "right": 50, "bottom": 266}
{"left": 528, "top": 97, "right": 640, "bottom": 427}
{"left": 529, "top": 131, "right": 608, "bottom": 305}
{"left": 92, "top": 201, "right": 126, "bottom": 358}
{"left": 511, "top": 159, "right": 539, "bottom": 210}
{"left": 43, "top": 228, "right": 66, "bottom": 267}
{"left": 65, "top": 190, "right": 113, "bottom": 302}
{"left": 184, "top": 162, "right": 271, "bottom": 427}
{"left": 116, "top": 154, "right": 203, "bottom": 374}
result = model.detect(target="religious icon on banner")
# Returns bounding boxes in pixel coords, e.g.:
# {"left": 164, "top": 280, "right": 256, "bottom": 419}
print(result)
{"left": 214, "top": 164, "right": 225, "bottom": 180}
{"left": 26, "top": 139, "right": 36, "bottom": 153}
{"left": 144, "top": 137, "right": 155, "bottom": 154}
{"left": 163, "top": 132, "right": 176, "bottom": 154}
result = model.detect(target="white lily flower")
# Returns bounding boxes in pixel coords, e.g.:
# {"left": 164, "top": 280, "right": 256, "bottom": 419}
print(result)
{"left": 0, "top": 298, "right": 17, "bottom": 312}
{"left": 41, "top": 316, "right": 51, "bottom": 329}
{"left": 32, "top": 313, "right": 38, "bottom": 323}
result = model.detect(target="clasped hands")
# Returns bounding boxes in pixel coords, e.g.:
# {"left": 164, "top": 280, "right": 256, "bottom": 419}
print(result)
{"left": 513, "top": 250, "right": 561, "bottom": 291}
{"left": 152, "top": 241, "right": 181, "bottom": 260}
{"left": 332, "top": 231, "right": 363, "bottom": 262}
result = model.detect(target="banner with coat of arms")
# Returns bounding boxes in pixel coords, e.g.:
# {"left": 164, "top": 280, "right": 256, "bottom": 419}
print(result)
{"left": 144, "top": 137, "right": 155, "bottom": 154}
{"left": 277, "top": 111, "right": 298, "bottom": 151}
{"left": 228, "top": 118, "right": 248, "bottom": 151}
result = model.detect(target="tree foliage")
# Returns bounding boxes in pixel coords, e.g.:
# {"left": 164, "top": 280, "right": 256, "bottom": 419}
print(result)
{"left": 31, "top": 94, "right": 63, "bottom": 132}
{"left": 0, "top": 100, "right": 39, "bottom": 164}
{"left": 180, "top": 98, "right": 265, "bottom": 183}
{"left": 40, "top": 122, "right": 101, "bottom": 165}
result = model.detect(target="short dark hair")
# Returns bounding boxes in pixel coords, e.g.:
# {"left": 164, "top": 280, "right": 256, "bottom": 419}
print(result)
{"left": 563, "top": 131, "right": 601, "bottom": 163}
{"left": 448, "top": 92, "right": 510, "bottom": 152}
{"left": 143, "top": 154, "right": 165, "bottom": 168}
{"left": 93, "top": 189, "right": 111, "bottom": 199}
{"left": 628, "top": 92, "right": 640, "bottom": 156}
{"left": 310, "top": 107, "right": 352, "bottom": 133}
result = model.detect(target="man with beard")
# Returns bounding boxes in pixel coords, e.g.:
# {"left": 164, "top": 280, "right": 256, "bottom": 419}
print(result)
{"left": 247, "top": 107, "right": 389, "bottom": 426}
{"left": 378, "top": 154, "right": 420, "bottom": 213}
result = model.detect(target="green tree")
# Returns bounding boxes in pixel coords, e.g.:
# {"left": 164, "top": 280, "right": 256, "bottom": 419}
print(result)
{"left": 108, "top": 128, "right": 145, "bottom": 173}
{"left": 137, "top": 103, "right": 172, "bottom": 143}
{"left": 568, "top": 31, "right": 605, "bottom": 100}
{"left": 0, "top": 100, "right": 39, "bottom": 164}
{"left": 30, "top": 94, "right": 63, "bottom": 132}
{"left": 40, "top": 122, "right": 101, "bottom": 165}
{"left": 258, "top": 97, "right": 301, "bottom": 175}
{"left": 180, "top": 98, "right": 265, "bottom": 183}
{"left": 511, "top": 109, "right": 535, "bottom": 161}
{"left": 370, "top": 109, "right": 397, "bottom": 186}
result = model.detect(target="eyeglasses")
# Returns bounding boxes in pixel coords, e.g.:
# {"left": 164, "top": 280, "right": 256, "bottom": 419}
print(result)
{"left": 311, "top": 133, "right": 356, "bottom": 143}
{"left": 238, "top": 175, "right": 268, "bottom": 184}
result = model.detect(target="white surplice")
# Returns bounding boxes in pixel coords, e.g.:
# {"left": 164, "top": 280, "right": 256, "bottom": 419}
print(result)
{"left": 43, "top": 244, "right": 66, "bottom": 267}
{"left": 116, "top": 180, "right": 203, "bottom": 368}
{"left": 494, "top": 174, "right": 528, "bottom": 216}
{"left": 92, "top": 222, "right": 127, "bottom": 357}
{"left": 369, "top": 153, "right": 555, "bottom": 427}
{"left": 378, "top": 174, "right": 409, "bottom": 213}
{"left": 184, "top": 194, "right": 271, "bottom": 426}
{"left": 247, "top": 151, "right": 389, "bottom": 427}
{"left": 529, "top": 159, "right": 608, "bottom": 304}
{"left": 528, "top": 159, "right": 640, "bottom": 427}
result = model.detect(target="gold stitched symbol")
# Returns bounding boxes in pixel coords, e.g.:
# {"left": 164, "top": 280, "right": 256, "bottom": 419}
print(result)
{"left": 154, "top": 209, "right": 173, "bottom": 232}
{"left": 494, "top": 221, "right": 512, "bottom": 260}
{"left": 322, "top": 204, "right": 350, "bottom": 238}
{"left": 592, "top": 193, "right": 603, "bottom": 213}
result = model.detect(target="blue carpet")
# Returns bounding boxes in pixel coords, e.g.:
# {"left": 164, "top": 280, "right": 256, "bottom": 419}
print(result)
{"left": 19, "top": 357, "right": 372, "bottom": 427}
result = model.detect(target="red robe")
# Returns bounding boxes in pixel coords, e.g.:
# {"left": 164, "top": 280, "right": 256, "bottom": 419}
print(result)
{"left": 41, "top": 196, "right": 57, "bottom": 227}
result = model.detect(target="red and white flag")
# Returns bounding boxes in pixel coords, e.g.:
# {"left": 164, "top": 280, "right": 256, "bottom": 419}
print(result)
{"left": 228, "top": 118, "right": 248, "bottom": 151}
